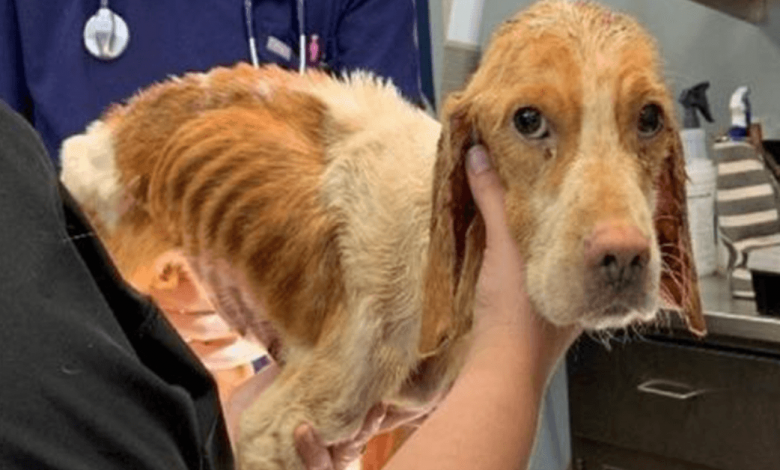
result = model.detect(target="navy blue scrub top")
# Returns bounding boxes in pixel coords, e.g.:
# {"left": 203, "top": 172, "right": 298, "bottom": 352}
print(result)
{"left": 0, "top": 0, "right": 425, "bottom": 168}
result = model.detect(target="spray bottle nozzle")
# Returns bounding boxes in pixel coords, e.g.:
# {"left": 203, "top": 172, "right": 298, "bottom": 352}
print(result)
{"left": 679, "top": 81, "right": 714, "bottom": 129}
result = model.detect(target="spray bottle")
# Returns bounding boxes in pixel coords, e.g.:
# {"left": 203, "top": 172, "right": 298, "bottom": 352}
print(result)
{"left": 679, "top": 81, "right": 717, "bottom": 276}
{"left": 728, "top": 86, "right": 751, "bottom": 141}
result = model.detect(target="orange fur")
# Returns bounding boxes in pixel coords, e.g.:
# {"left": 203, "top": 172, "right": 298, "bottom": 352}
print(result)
{"left": 144, "top": 97, "right": 342, "bottom": 349}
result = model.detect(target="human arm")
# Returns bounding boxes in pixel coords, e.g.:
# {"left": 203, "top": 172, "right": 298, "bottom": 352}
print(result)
{"left": 380, "top": 145, "right": 580, "bottom": 470}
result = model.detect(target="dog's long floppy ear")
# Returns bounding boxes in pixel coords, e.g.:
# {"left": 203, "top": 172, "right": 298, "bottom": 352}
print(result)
{"left": 419, "top": 95, "right": 487, "bottom": 356}
{"left": 654, "top": 134, "right": 707, "bottom": 336}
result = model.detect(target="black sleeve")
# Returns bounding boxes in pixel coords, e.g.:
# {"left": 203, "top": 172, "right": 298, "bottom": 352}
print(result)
{"left": 0, "top": 100, "right": 234, "bottom": 470}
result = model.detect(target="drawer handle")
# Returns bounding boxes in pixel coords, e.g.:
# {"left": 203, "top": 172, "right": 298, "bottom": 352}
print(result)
{"left": 636, "top": 379, "right": 707, "bottom": 400}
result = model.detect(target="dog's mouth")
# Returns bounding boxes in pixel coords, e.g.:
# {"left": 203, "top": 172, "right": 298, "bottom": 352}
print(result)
{"left": 602, "top": 303, "right": 635, "bottom": 317}
{"left": 574, "top": 243, "right": 661, "bottom": 330}
{"left": 578, "top": 296, "right": 659, "bottom": 331}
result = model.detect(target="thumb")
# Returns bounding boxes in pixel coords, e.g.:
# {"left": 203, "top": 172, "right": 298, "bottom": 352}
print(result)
{"left": 465, "top": 145, "right": 511, "bottom": 247}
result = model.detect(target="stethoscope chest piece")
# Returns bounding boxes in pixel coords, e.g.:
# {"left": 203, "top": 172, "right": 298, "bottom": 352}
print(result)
{"left": 84, "top": 6, "right": 130, "bottom": 60}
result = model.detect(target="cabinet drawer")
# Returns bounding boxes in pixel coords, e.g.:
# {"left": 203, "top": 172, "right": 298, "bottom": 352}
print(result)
{"left": 567, "top": 337, "right": 780, "bottom": 470}
{"left": 572, "top": 436, "right": 717, "bottom": 470}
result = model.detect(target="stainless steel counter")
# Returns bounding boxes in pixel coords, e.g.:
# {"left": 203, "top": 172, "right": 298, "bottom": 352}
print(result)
{"left": 698, "top": 274, "right": 780, "bottom": 343}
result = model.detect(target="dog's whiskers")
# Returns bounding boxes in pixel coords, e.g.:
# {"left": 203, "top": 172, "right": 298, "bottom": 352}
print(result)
{"left": 586, "top": 328, "right": 616, "bottom": 350}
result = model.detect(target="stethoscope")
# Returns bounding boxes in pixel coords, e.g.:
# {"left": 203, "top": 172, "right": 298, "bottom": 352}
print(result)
{"left": 83, "top": 0, "right": 129, "bottom": 60}
{"left": 244, "top": 0, "right": 308, "bottom": 73}
{"left": 84, "top": 0, "right": 309, "bottom": 74}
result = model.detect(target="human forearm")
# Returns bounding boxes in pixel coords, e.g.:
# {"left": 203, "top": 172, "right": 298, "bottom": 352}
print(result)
{"left": 385, "top": 330, "right": 550, "bottom": 470}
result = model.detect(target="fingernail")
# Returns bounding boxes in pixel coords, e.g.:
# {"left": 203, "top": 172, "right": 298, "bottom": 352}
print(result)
{"left": 466, "top": 145, "right": 491, "bottom": 175}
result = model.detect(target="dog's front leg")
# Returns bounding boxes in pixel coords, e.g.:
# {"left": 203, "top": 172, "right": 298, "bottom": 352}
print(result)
{"left": 236, "top": 305, "right": 418, "bottom": 470}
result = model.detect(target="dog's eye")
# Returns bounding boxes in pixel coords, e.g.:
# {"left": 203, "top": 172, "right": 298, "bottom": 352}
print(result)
{"left": 637, "top": 104, "right": 664, "bottom": 138}
{"left": 513, "top": 107, "right": 550, "bottom": 139}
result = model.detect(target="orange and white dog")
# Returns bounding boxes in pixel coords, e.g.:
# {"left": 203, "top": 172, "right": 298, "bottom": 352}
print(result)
{"left": 61, "top": 1, "right": 705, "bottom": 468}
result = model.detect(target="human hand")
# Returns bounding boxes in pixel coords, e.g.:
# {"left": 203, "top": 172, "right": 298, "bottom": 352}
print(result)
{"left": 464, "top": 144, "right": 580, "bottom": 372}
{"left": 293, "top": 403, "right": 433, "bottom": 470}
{"left": 224, "top": 360, "right": 363, "bottom": 469}
{"left": 228, "top": 365, "right": 431, "bottom": 470}
{"left": 292, "top": 405, "right": 385, "bottom": 470}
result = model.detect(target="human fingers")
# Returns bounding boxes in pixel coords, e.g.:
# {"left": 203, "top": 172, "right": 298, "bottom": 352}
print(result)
{"left": 293, "top": 405, "right": 386, "bottom": 470}
{"left": 330, "top": 405, "right": 385, "bottom": 469}
{"left": 377, "top": 401, "right": 438, "bottom": 432}
{"left": 464, "top": 144, "right": 513, "bottom": 249}
{"left": 349, "top": 403, "right": 387, "bottom": 445}
{"left": 463, "top": 145, "right": 528, "bottom": 336}
{"left": 294, "top": 424, "right": 335, "bottom": 470}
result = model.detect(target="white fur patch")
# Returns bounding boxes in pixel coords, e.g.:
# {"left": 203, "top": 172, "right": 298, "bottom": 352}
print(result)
{"left": 60, "top": 120, "right": 123, "bottom": 232}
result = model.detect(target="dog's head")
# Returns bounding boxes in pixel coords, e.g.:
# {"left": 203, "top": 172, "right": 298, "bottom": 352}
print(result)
{"left": 421, "top": 0, "right": 705, "bottom": 355}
